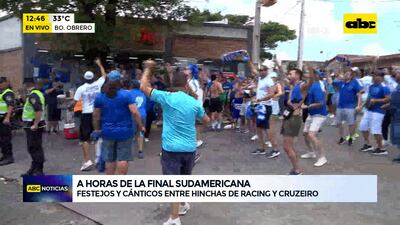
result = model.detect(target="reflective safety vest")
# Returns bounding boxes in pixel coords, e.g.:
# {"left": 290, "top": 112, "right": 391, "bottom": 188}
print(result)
{"left": 23, "top": 89, "right": 45, "bottom": 121}
{"left": 0, "top": 88, "right": 13, "bottom": 115}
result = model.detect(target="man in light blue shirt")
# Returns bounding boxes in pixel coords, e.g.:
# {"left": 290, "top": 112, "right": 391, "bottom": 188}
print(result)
{"left": 140, "top": 60, "right": 210, "bottom": 225}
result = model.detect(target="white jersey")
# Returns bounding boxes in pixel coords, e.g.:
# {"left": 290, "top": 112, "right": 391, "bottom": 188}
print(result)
{"left": 357, "top": 75, "right": 373, "bottom": 102}
{"left": 188, "top": 78, "right": 204, "bottom": 104}
{"left": 256, "top": 76, "right": 274, "bottom": 106}
{"left": 74, "top": 77, "right": 105, "bottom": 113}
{"left": 384, "top": 75, "right": 398, "bottom": 92}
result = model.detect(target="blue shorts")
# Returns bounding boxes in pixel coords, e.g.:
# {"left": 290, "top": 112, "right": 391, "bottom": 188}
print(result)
{"left": 231, "top": 98, "right": 243, "bottom": 119}
{"left": 102, "top": 138, "right": 133, "bottom": 162}
{"left": 161, "top": 149, "right": 196, "bottom": 175}
{"left": 256, "top": 105, "right": 272, "bottom": 129}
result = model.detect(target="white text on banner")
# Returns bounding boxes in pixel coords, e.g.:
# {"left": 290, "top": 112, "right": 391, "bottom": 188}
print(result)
{"left": 72, "top": 175, "right": 377, "bottom": 203}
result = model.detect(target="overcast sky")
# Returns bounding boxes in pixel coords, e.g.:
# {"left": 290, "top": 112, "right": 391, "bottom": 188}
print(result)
{"left": 188, "top": 0, "right": 400, "bottom": 61}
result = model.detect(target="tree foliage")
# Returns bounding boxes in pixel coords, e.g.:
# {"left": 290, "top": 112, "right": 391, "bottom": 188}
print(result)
{"left": 260, "top": 22, "right": 296, "bottom": 60}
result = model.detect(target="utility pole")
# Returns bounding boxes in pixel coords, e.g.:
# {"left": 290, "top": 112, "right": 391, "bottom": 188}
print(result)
{"left": 297, "top": 0, "right": 305, "bottom": 70}
{"left": 252, "top": 0, "right": 262, "bottom": 66}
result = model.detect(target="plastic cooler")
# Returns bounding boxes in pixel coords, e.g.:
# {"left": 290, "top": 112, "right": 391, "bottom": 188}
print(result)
{"left": 64, "top": 123, "right": 78, "bottom": 139}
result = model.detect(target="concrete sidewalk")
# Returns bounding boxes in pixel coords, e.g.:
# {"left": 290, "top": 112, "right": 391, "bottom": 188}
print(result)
{"left": 1, "top": 118, "right": 400, "bottom": 225}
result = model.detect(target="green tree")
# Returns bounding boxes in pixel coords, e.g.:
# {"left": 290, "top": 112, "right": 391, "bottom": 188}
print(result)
{"left": 0, "top": 0, "right": 193, "bottom": 58}
{"left": 225, "top": 14, "right": 250, "bottom": 26}
{"left": 186, "top": 9, "right": 224, "bottom": 25}
{"left": 260, "top": 22, "right": 296, "bottom": 60}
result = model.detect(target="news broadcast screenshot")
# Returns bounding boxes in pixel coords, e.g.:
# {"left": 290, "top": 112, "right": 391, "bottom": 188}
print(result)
{"left": 0, "top": 0, "right": 399, "bottom": 224}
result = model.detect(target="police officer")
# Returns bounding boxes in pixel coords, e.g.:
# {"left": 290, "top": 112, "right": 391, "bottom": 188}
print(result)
{"left": 0, "top": 77, "right": 15, "bottom": 166}
{"left": 21, "top": 81, "right": 46, "bottom": 176}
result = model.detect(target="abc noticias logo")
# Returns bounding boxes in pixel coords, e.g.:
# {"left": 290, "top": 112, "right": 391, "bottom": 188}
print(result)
{"left": 344, "top": 13, "right": 377, "bottom": 34}
{"left": 26, "top": 184, "right": 69, "bottom": 193}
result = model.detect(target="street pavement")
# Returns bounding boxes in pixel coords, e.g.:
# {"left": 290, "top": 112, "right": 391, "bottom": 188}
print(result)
{"left": 1, "top": 116, "right": 400, "bottom": 225}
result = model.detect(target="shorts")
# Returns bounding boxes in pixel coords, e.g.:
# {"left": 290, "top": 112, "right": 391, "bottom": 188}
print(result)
{"left": 332, "top": 93, "right": 339, "bottom": 106}
{"left": 102, "top": 138, "right": 133, "bottom": 162}
{"left": 231, "top": 98, "right": 243, "bottom": 119}
{"left": 80, "top": 113, "right": 93, "bottom": 142}
{"left": 336, "top": 108, "right": 356, "bottom": 125}
{"left": 281, "top": 115, "right": 302, "bottom": 137}
{"left": 327, "top": 93, "right": 333, "bottom": 106}
{"left": 303, "top": 115, "right": 326, "bottom": 133}
{"left": 256, "top": 105, "right": 272, "bottom": 129}
{"left": 359, "top": 110, "right": 385, "bottom": 135}
{"left": 210, "top": 98, "right": 223, "bottom": 113}
{"left": 161, "top": 149, "right": 196, "bottom": 175}
{"left": 47, "top": 104, "right": 61, "bottom": 121}
{"left": 74, "top": 111, "right": 82, "bottom": 129}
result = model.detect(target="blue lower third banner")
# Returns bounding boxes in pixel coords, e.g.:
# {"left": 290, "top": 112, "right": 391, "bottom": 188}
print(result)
{"left": 23, "top": 175, "right": 73, "bottom": 202}
{"left": 23, "top": 175, "right": 377, "bottom": 203}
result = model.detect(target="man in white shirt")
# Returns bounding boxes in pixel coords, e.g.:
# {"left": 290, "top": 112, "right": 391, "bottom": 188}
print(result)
{"left": 184, "top": 64, "right": 205, "bottom": 150}
{"left": 73, "top": 58, "right": 107, "bottom": 171}
{"left": 249, "top": 62, "right": 282, "bottom": 159}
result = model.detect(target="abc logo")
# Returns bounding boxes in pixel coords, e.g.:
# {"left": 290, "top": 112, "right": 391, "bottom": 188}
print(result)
{"left": 27, "top": 185, "right": 41, "bottom": 192}
{"left": 344, "top": 13, "right": 377, "bottom": 34}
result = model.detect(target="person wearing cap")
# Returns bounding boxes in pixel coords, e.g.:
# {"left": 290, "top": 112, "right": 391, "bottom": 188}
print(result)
{"left": 129, "top": 80, "right": 147, "bottom": 159}
{"left": 248, "top": 61, "right": 282, "bottom": 159}
{"left": 359, "top": 70, "right": 391, "bottom": 155}
{"left": 140, "top": 60, "right": 210, "bottom": 225}
{"left": 184, "top": 64, "right": 205, "bottom": 148}
{"left": 0, "top": 77, "right": 15, "bottom": 166}
{"left": 73, "top": 58, "right": 107, "bottom": 171}
{"left": 21, "top": 80, "right": 46, "bottom": 176}
{"left": 330, "top": 70, "right": 363, "bottom": 146}
{"left": 92, "top": 70, "right": 143, "bottom": 175}
{"left": 300, "top": 70, "right": 329, "bottom": 167}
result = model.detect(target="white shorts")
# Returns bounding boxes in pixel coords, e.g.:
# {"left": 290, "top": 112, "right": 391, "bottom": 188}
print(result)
{"left": 359, "top": 110, "right": 384, "bottom": 135}
{"left": 303, "top": 115, "right": 326, "bottom": 133}
{"left": 336, "top": 108, "right": 356, "bottom": 125}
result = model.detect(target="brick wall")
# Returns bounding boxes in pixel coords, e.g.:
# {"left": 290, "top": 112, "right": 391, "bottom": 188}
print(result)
{"left": 172, "top": 35, "right": 249, "bottom": 60}
{"left": 0, "top": 48, "right": 24, "bottom": 91}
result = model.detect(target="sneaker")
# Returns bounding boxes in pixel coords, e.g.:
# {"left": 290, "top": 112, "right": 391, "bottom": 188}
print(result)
{"left": 392, "top": 157, "right": 400, "bottom": 163}
{"left": 0, "top": 157, "right": 14, "bottom": 166}
{"left": 353, "top": 133, "right": 360, "bottom": 138}
{"left": 330, "top": 121, "right": 337, "bottom": 126}
{"left": 241, "top": 129, "right": 250, "bottom": 134}
{"left": 360, "top": 144, "right": 373, "bottom": 152}
{"left": 348, "top": 138, "right": 353, "bottom": 146}
{"left": 251, "top": 135, "right": 258, "bottom": 141}
{"left": 328, "top": 114, "right": 335, "bottom": 118}
{"left": 300, "top": 152, "right": 316, "bottom": 159}
{"left": 80, "top": 160, "right": 94, "bottom": 171}
{"left": 266, "top": 150, "right": 280, "bottom": 159}
{"left": 194, "top": 153, "right": 201, "bottom": 164}
{"left": 179, "top": 202, "right": 190, "bottom": 215}
{"left": 265, "top": 141, "right": 272, "bottom": 148}
{"left": 163, "top": 217, "right": 181, "bottom": 225}
{"left": 138, "top": 151, "right": 144, "bottom": 159}
{"left": 144, "top": 138, "right": 150, "bottom": 143}
{"left": 251, "top": 149, "right": 267, "bottom": 155}
{"left": 156, "top": 121, "right": 163, "bottom": 126}
{"left": 337, "top": 137, "right": 346, "bottom": 145}
{"left": 196, "top": 140, "right": 204, "bottom": 148}
{"left": 278, "top": 116, "right": 284, "bottom": 120}
{"left": 382, "top": 140, "right": 391, "bottom": 147}
{"left": 288, "top": 170, "right": 303, "bottom": 175}
{"left": 224, "top": 124, "right": 233, "bottom": 129}
{"left": 370, "top": 148, "right": 388, "bottom": 156}
{"left": 345, "top": 135, "right": 351, "bottom": 141}
{"left": 314, "top": 157, "right": 327, "bottom": 167}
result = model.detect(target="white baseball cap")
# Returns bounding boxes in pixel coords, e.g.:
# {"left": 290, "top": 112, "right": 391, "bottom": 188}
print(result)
{"left": 84, "top": 71, "right": 94, "bottom": 80}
